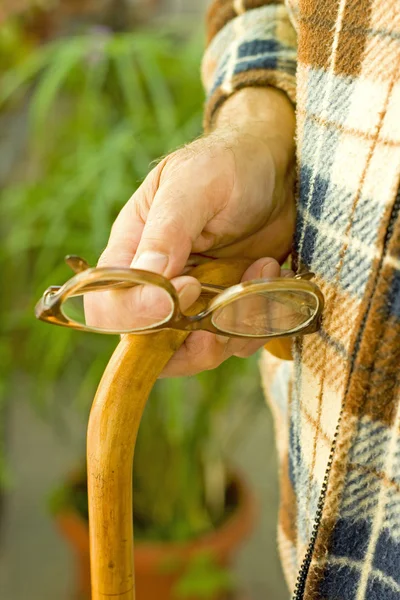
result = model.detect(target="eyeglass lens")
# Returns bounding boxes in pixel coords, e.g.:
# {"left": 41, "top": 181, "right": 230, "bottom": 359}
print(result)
{"left": 62, "top": 279, "right": 175, "bottom": 333}
{"left": 211, "top": 289, "right": 318, "bottom": 336}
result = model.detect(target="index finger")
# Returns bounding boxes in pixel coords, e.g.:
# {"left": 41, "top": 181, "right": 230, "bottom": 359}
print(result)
{"left": 98, "top": 157, "right": 212, "bottom": 278}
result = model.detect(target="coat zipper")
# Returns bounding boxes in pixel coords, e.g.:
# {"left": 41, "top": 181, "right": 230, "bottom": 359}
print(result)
{"left": 292, "top": 189, "right": 400, "bottom": 599}
{"left": 291, "top": 406, "right": 344, "bottom": 600}
{"left": 292, "top": 184, "right": 400, "bottom": 600}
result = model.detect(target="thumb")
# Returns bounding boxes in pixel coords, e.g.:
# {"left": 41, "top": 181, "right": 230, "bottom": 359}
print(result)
{"left": 131, "top": 183, "right": 209, "bottom": 278}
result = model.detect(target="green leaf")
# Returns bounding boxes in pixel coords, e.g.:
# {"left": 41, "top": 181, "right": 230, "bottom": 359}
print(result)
{"left": 158, "top": 554, "right": 183, "bottom": 575}
{"left": 112, "top": 49, "right": 146, "bottom": 121}
{"left": 163, "top": 378, "right": 187, "bottom": 445}
{"left": 173, "top": 552, "right": 235, "bottom": 599}
{"left": 29, "top": 39, "right": 86, "bottom": 134}
{"left": 134, "top": 45, "right": 177, "bottom": 138}
{"left": 0, "top": 27, "right": 261, "bottom": 547}
{"left": 0, "top": 44, "right": 53, "bottom": 106}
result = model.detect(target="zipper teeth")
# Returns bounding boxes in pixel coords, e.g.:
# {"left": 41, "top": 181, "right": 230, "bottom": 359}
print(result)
{"left": 291, "top": 406, "right": 344, "bottom": 600}
{"left": 292, "top": 155, "right": 400, "bottom": 600}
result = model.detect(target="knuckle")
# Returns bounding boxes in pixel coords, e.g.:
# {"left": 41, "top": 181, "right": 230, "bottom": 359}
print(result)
{"left": 97, "top": 243, "right": 132, "bottom": 268}
{"left": 234, "top": 341, "right": 263, "bottom": 359}
{"left": 186, "top": 334, "right": 221, "bottom": 372}
{"left": 150, "top": 213, "right": 182, "bottom": 235}
{"left": 144, "top": 214, "right": 190, "bottom": 252}
{"left": 97, "top": 248, "right": 112, "bottom": 267}
{"left": 234, "top": 349, "right": 253, "bottom": 359}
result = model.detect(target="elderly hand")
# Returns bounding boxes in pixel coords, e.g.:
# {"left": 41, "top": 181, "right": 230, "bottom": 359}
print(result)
{"left": 85, "top": 87, "right": 296, "bottom": 376}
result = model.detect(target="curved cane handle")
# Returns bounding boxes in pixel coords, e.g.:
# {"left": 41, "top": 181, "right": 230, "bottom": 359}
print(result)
{"left": 87, "top": 258, "right": 292, "bottom": 600}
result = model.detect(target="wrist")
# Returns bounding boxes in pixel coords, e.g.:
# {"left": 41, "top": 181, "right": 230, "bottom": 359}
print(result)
{"left": 212, "top": 87, "right": 296, "bottom": 181}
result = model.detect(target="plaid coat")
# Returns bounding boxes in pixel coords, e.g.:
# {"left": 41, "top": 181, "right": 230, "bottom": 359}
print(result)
{"left": 202, "top": 2, "right": 400, "bottom": 599}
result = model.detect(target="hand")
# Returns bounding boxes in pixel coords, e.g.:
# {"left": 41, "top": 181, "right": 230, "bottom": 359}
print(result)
{"left": 85, "top": 87, "right": 296, "bottom": 375}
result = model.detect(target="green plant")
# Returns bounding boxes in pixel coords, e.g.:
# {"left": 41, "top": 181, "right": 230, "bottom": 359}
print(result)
{"left": 173, "top": 551, "right": 234, "bottom": 599}
{"left": 0, "top": 22, "right": 204, "bottom": 409}
{"left": 1, "top": 21, "right": 264, "bottom": 593}
{"left": 134, "top": 355, "right": 262, "bottom": 542}
{"left": 48, "top": 354, "right": 262, "bottom": 541}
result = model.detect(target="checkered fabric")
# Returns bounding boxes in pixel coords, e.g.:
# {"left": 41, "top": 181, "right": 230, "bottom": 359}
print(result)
{"left": 203, "top": 2, "right": 400, "bottom": 599}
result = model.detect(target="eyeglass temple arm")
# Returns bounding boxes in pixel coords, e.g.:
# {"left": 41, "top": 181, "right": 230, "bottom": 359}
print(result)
{"left": 295, "top": 271, "right": 314, "bottom": 281}
{"left": 203, "top": 271, "right": 314, "bottom": 291}
{"left": 65, "top": 255, "right": 91, "bottom": 273}
{"left": 65, "top": 254, "right": 314, "bottom": 281}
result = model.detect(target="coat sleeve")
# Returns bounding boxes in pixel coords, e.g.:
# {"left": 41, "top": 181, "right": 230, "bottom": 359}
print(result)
{"left": 202, "top": 1, "right": 297, "bottom": 130}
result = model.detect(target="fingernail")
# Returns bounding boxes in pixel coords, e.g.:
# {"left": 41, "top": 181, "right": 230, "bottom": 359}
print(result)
{"left": 178, "top": 282, "right": 201, "bottom": 312}
{"left": 262, "top": 262, "right": 280, "bottom": 279}
{"left": 282, "top": 269, "right": 295, "bottom": 278}
{"left": 133, "top": 251, "right": 169, "bottom": 274}
{"left": 216, "top": 334, "right": 230, "bottom": 344}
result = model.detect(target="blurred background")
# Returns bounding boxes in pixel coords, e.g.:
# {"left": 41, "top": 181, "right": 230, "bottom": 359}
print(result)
{"left": 0, "top": 1, "right": 288, "bottom": 599}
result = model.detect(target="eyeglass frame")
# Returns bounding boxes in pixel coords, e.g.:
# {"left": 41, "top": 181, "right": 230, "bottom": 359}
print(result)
{"left": 35, "top": 255, "right": 324, "bottom": 339}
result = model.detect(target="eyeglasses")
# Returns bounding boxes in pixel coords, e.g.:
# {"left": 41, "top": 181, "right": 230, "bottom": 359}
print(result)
{"left": 35, "top": 256, "right": 324, "bottom": 339}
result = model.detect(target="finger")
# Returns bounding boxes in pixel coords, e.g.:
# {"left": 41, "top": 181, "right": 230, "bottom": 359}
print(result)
{"left": 241, "top": 256, "right": 281, "bottom": 282}
{"left": 84, "top": 275, "right": 201, "bottom": 331}
{"left": 241, "top": 262, "right": 301, "bottom": 333}
{"left": 232, "top": 337, "right": 271, "bottom": 358}
{"left": 173, "top": 276, "right": 202, "bottom": 312}
{"left": 98, "top": 157, "right": 213, "bottom": 273}
{"left": 161, "top": 328, "right": 272, "bottom": 377}
{"left": 281, "top": 268, "right": 295, "bottom": 278}
{"left": 130, "top": 138, "right": 239, "bottom": 278}
{"left": 209, "top": 258, "right": 280, "bottom": 336}
{"left": 98, "top": 189, "right": 147, "bottom": 268}
{"left": 160, "top": 331, "right": 241, "bottom": 377}
{"left": 161, "top": 258, "right": 289, "bottom": 376}
{"left": 131, "top": 181, "right": 212, "bottom": 278}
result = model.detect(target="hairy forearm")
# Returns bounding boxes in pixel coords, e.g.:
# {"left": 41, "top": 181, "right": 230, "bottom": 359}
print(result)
{"left": 212, "top": 87, "right": 296, "bottom": 181}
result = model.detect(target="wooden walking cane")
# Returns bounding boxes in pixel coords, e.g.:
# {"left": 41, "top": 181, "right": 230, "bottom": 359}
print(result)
{"left": 86, "top": 258, "right": 293, "bottom": 600}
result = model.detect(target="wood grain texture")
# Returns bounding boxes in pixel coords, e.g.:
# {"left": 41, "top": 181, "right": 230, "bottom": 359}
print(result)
{"left": 86, "top": 258, "right": 292, "bottom": 599}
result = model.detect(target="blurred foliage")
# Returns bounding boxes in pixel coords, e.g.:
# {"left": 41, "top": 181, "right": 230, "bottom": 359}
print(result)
{"left": 174, "top": 551, "right": 235, "bottom": 599}
{"left": 49, "top": 354, "right": 263, "bottom": 542}
{"left": 134, "top": 358, "right": 263, "bottom": 542}
{"left": 0, "top": 23, "right": 204, "bottom": 410}
{"left": 0, "top": 18, "right": 36, "bottom": 71}
{"left": 0, "top": 18, "right": 265, "bottom": 567}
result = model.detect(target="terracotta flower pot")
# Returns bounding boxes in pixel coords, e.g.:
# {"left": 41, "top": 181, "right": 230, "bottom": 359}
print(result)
{"left": 55, "top": 473, "right": 256, "bottom": 600}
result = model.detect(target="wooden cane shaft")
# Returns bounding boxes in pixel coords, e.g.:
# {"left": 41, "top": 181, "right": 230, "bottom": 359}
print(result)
{"left": 87, "top": 330, "right": 187, "bottom": 599}
{"left": 86, "top": 258, "right": 292, "bottom": 600}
